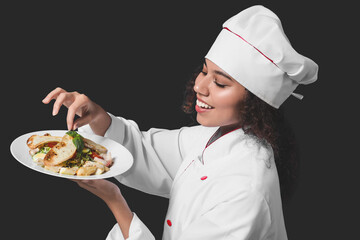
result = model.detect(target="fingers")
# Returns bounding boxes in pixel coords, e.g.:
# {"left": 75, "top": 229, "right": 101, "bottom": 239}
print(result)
{"left": 53, "top": 92, "right": 74, "bottom": 116}
{"left": 75, "top": 180, "right": 97, "bottom": 189}
{"left": 42, "top": 87, "right": 66, "bottom": 104}
{"left": 71, "top": 179, "right": 120, "bottom": 202}
{"left": 73, "top": 179, "right": 107, "bottom": 194}
{"left": 71, "top": 179, "right": 94, "bottom": 186}
{"left": 43, "top": 87, "right": 95, "bottom": 131}
{"left": 66, "top": 94, "right": 90, "bottom": 130}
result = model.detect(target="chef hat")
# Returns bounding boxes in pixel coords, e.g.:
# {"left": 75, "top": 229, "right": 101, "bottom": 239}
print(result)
{"left": 205, "top": 5, "right": 318, "bottom": 108}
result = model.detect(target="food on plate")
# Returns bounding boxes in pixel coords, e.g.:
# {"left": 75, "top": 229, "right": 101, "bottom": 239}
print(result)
{"left": 44, "top": 134, "right": 77, "bottom": 166}
{"left": 27, "top": 134, "right": 62, "bottom": 151}
{"left": 27, "top": 131, "right": 113, "bottom": 176}
{"left": 83, "top": 138, "right": 108, "bottom": 154}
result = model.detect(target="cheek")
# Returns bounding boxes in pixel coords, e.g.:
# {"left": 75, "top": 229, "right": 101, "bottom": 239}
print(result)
{"left": 196, "top": 86, "right": 247, "bottom": 127}
{"left": 213, "top": 89, "right": 245, "bottom": 119}
{"left": 217, "top": 103, "right": 241, "bottom": 122}
{"left": 214, "top": 89, "right": 244, "bottom": 109}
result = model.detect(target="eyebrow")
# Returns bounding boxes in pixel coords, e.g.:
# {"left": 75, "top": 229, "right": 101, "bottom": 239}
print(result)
{"left": 214, "top": 70, "right": 233, "bottom": 81}
{"left": 203, "top": 60, "right": 233, "bottom": 81}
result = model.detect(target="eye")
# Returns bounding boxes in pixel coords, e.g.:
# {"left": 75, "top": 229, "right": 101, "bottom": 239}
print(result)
{"left": 213, "top": 80, "right": 226, "bottom": 88}
{"left": 201, "top": 70, "right": 207, "bottom": 76}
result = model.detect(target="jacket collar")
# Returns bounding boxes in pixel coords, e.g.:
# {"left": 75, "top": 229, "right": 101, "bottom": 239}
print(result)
{"left": 200, "top": 127, "right": 244, "bottom": 165}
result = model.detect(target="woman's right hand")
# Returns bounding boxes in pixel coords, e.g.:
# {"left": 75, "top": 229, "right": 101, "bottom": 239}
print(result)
{"left": 42, "top": 87, "right": 111, "bottom": 136}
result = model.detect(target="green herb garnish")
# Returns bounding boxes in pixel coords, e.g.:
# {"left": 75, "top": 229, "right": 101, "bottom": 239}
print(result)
{"left": 66, "top": 130, "right": 81, "bottom": 138}
{"left": 66, "top": 131, "right": 84, "bottom": 152}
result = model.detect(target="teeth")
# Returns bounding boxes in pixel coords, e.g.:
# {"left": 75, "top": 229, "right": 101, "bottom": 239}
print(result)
{"left": 196, "top": 99, "right": 213, "bottom": 109}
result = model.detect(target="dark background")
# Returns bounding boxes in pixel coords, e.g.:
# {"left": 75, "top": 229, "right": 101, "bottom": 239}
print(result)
{"left": 3, "top": 0, "right": 358, "bottom": 239}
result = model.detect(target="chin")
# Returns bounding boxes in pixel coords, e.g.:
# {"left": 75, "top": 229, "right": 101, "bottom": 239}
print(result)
{"left": 197, "top": 115, "right": 240, "bottom": 128}
{"left": 196, "top": 115, "right": 219, "bottom": 127}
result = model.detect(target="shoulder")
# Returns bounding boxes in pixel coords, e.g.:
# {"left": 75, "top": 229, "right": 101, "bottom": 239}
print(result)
{"left": 227, "top": 130, "right": 274, "bottom": 170}
{"left": 223, "top": 132, "right": 279, "bottom": 198}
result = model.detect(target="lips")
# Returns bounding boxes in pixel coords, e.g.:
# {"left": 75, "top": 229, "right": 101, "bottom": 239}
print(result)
{"left": 196, "top": 99, "right": 214, "bottom": 109}
{"left": 195, "top": 98, "right": 214, "bottom": 113}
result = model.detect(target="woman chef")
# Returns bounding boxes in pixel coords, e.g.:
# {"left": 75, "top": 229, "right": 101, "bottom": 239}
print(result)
{"left": 42, "top": 5, "right": 318, "bottom": 240}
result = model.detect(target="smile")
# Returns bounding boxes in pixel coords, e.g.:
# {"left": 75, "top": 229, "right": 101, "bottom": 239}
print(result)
{"left": 196, "top": 99, "right": 214, "bottom": 109}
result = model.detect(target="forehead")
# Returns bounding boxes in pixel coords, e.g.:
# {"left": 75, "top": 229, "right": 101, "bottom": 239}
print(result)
{"left": 204, "top": 58, "right": 229, "bottom": 73}
{"left": 204, "top": 58, "right": 234, "bottom": 82}
{"left": 204, "top": 58, "right": 216, "bottom": 68}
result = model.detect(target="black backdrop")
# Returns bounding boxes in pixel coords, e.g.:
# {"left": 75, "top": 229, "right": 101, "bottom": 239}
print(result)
{"left": 3, "top": 0, "right": 357, "bottom": 239}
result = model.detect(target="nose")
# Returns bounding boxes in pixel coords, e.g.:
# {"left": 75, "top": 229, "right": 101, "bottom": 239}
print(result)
{"left": 193, "top": 74, "right": 210, "bottom": 96}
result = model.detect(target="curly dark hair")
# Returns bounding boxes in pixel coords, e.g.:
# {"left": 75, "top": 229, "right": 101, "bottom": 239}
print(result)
{"left": 182, "top": 65, "right": 300, "bottom": 202}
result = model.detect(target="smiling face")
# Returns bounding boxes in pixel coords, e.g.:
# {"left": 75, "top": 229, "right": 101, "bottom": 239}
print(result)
{"left": 193, "top": 59, "right": 247, "bottom": 130}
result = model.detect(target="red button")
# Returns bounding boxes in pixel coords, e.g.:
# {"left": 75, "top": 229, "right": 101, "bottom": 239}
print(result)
{"left": 167, "top": 219, "right": 172, "bottom": 227}
{"left": 200, "top": 176, "right": 207, "bottom": 180}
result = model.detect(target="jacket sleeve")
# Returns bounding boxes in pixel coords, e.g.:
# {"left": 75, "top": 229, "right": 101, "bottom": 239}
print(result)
{"left": 79, "top": 113, "right": 185, "bottom": 198}
{"left": 106, "top": 213, "right": 155, "bottom": 240}
{"left": 177, "top": 189, "right": 272, "bottom": 240}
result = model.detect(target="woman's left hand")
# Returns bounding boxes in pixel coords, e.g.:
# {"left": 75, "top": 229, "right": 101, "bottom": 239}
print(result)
{"left": 73, "top": 179, "right": 133, "bottom": 238}
{"left": 73, "top": 179, "right": 121, "bottom": 205}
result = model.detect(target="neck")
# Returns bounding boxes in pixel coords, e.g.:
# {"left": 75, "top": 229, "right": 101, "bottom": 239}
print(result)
{"left": 219, "top": 123, "right": 242, "bottom": 136}
{"left": 206, "top": 123, "right": 242, "bottom": 148}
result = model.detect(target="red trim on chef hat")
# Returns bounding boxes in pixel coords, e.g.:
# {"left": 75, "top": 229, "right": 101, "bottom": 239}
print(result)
{"left": 205, "top": 5, "right": 318, "bottom": 108}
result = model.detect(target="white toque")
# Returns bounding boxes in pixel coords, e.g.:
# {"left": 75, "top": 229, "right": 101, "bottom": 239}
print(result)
{"left": 205, "top": 5, "right": 319, "bottom": 108}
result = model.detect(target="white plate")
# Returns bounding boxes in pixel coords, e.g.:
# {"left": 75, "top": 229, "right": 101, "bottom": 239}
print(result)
{"left": 10, "top": 130, "right": 133, "bottom": 180}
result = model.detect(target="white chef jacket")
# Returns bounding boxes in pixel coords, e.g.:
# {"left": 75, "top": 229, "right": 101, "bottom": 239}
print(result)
{"left": 79, "top": 113, "right": 288, "bottom": 240}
